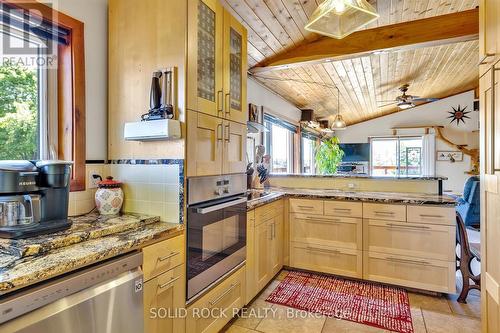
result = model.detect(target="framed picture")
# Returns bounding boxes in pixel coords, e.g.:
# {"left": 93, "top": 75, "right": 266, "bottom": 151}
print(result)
{"left": 436, "top": 151, "right": 464, "bottom": 162}
{"left": 249, "top": 103, "right": 259, "bottom": 122}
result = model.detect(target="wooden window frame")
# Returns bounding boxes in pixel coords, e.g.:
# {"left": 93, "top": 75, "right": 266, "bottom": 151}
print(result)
{"left": 1, "top": 0, "right": 86, "bottom": 191}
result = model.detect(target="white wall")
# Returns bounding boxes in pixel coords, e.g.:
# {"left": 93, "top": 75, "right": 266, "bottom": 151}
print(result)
{"left": 58, "top": 0, "right": 108, "bottom": 161}
{"left": 336, "top": 90, "right": 479, "bottom": 193}
{"left": 248, "top": 78, "right": 302, "bottom": 124}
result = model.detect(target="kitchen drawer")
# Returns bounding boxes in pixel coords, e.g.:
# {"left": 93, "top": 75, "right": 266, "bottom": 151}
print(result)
{"left": 186, "top": 266, "right": 245, "bottom": 333}
{"left": 407, "top": 205, "right": 455, "bottom": 226}
{"left": 324, "top": 201, "right": 362, "bottom": 218}
{"left": 290, "top": 214, "right": 362, "bottom": 250}
{"left": 144, "top": 265, "right": 185, "bottom": 333}
{"left": 290, "top": 242, "right": 362, "bottom": 278}
{"left": 363, "top": 219, "right": 455, "bottom": 261}
{"left": 289, "top": 198, "right": 324, "bottom": 215}
{"left": 143, "top": 235, "right": 185, "bottom": 281}
{"left": 255, "top": 199, "right": 283, "bottom": 225}
{"left": 363, "top": 252, "right": 456, "bottom": 293}
{"left": 363, "top": 203, "right": 406, "bottom": 221}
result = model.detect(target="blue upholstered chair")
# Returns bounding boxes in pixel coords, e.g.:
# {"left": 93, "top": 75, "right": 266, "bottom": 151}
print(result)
{"left": 455, "top": 176, "right": 480, "bottom": 228}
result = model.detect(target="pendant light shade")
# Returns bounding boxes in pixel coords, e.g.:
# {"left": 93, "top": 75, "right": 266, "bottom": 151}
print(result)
{"left": 305, "top": 0, "right": 379, "bottom": 39}
{"left": 331, "top": 87, "right": 347, "bottom": 130}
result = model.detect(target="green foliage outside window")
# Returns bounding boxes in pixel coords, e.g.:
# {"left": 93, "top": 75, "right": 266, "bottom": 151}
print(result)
{"left": 315, "top": 136, "right": 344, "bottom": 175}
{"left": 0, "top": 63, "right": 38, "bottom": 160}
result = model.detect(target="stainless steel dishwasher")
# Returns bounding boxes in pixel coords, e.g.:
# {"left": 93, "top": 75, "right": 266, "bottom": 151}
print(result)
{"left": 0, "top": 251, "right": 144, "bottom": 333}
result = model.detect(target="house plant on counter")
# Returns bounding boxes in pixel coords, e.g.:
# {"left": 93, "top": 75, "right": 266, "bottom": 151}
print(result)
{"left": 315, "top": 136, "right": 344, "bottom": 174}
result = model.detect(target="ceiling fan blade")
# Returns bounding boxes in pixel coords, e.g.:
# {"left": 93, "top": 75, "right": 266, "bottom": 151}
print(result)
{"left": 412, "top": 97, "right": 440, "bottom": 102}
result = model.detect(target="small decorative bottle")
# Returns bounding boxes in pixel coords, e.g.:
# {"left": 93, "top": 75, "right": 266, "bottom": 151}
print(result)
{"left": 95, "top": 176, "right": 124, "bottom": 215}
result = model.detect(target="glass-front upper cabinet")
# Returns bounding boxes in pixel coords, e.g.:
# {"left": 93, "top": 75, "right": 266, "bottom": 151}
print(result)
{"left": 223, "top": 11, "right": 247, "bottom": 124}
{"left": 187, "top": 0, "right": 223, "bottom": 117}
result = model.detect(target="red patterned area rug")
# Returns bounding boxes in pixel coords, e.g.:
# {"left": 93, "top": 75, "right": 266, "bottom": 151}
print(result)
{"left": 266, "top": 271, "right": 413, "bottom": 333}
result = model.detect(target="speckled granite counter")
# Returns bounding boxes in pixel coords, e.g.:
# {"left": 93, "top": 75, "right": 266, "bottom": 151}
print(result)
{"left": 247, "top": 188, "right": 456, "bottom": 210}
{"left": 269, "top": 173, "right": 448, "bottom": 180}
{"left": 0, "top": 214, "right": 183, "bottom": 295}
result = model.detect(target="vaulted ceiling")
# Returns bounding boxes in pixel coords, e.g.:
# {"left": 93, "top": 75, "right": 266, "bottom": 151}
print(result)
{"left": 222, "top": 0, "right": 479, "bottom": 125}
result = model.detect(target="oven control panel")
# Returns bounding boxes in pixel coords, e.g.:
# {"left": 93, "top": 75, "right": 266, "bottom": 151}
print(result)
{"left": 188, "top": 174, "right": 247, "bottom": 205}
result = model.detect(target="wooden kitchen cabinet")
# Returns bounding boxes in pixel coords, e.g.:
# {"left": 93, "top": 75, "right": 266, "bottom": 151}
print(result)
{"left": 187, "top": 0, "right": 224, "bottom": 117}
{"left": 222, "top": 120, "right": 246, "bottom": 174}
{"left": 142, "top": 235, "right": 186, "bottom": 333}
{"left": 144, "top": 265, "right": 185, "bottom": 333}
{"left": 222, "top": 10, "right": 247, "bottom": 124}
{"left": 186, "top": 111, "right": 224, "bottom": 177}
{"left": 186, "top": 266, "right": 245, "bottom": 333}
{"left": 479, "top": 0, "right": 500, "bottom": 75}
{"left": 188, "top": 0, "right": 247, "bottom": 125}
{"left": 246, "top": 200, "right": 284, "bottom": 302}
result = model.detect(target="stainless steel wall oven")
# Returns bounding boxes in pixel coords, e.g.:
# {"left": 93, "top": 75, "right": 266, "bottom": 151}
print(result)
{"left": 186, "top": 174, "right": 247, "bottom": 301}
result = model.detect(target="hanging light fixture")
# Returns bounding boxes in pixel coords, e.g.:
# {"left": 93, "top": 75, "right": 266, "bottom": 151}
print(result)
{"left": 305, "top": 0, "right": 379, "bottom": 39}
{"left": 331, "top": 87, "right": 347, "bottom": 130}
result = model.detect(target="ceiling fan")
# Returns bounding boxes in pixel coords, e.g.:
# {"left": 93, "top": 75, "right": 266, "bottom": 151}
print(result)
{"left": 377, "top": 84, "right": 440, "bottom": 110}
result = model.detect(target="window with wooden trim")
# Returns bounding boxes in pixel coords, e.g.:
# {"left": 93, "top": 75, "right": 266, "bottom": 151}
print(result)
{"left": 0, "top": 0, "right": 85, "bottom": 191}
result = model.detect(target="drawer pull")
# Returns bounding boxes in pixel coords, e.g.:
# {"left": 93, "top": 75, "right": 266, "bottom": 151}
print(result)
{"left": 375, "top": 211, "right": 395, "bottom": 215}
{"left": 158, "top": 276, "right": 180, "bottom": 289}
{"left": 386, "top": 257, "right": 429, "bottom": 266}
{"left": 419, "top": 214, "right": 444, "bottom": 218}
{"left": 334, "top": 208, "right": 351, "bottom": 211}
{"left": 209, "top": 283, "right": 239, "bottom": 306}
{"left": 158, "top": 251, "right": 180, "bottom": 262}
{"left": 386, "top": 223, "right": 430, "bottom": 230}
{"left": 306, "top": 246, "right": 340, "bottom": 254}
{"left": 298, "top": 205, "right": 315, "bottom": 210}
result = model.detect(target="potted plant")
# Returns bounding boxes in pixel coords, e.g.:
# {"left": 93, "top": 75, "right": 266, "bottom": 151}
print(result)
{"left": 315, "top": 136, "right": 344, "bottom": 175}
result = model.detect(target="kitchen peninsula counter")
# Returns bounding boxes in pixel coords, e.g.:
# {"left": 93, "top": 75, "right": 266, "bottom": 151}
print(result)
{"left": 0, "top": 213, "right": 183, "bottom": 294}
{"left": 247, "top": 188, "right": 456, "bottom": 210}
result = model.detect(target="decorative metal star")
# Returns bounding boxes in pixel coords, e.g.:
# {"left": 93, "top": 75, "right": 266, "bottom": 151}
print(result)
{"left": 447, "top": 105, "right": 471, "bottom": 126}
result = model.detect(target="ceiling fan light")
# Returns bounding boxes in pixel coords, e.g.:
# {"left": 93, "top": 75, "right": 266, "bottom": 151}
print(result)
{"left": 331, "top": 114, "right": 347, "bottom": 130}
{"left": 397, "top": 101, "right": 415, "bottom": 110}
{"left": 305, "top": 0, "right": 379, "bottom": 39}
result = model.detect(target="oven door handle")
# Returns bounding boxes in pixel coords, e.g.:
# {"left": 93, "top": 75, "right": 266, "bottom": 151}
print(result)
{"left": 195, "top": 197, "right": 247, "bottom": 214}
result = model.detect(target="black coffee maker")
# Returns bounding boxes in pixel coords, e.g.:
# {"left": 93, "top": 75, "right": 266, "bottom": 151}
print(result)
{"left": 0, "top": 160, "right": 73, "bottom": 239}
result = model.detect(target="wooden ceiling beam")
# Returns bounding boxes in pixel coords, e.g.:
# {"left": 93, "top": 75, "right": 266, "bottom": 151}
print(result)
{"left": 250, "top": 8, "right": 479, "bottom": 74}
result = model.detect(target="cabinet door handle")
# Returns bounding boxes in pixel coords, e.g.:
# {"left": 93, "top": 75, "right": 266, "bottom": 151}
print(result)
{"left": 225, "top": 92, "right": 231, "bottom": 117}
{"left": 306, "top": 246, "right": 340, "bottom": 254}
{"left": 217, "top": 123, "right": 223, "bottom": 142}
{"left": 272, "top": 222, "right": 276, "bottom": 239}
{"left": 298, "top": 205, "right": 314, "bottom": 210}
{"left": 386, "top": 223, "right": 430, "bottom": 230}
{"left": 225, "top": 123, "right": 231, "bottom": 143}
{"left": 158, "top": 251, "right": 180, "bottom": 262}
{"left": 217, "top": 90, "right": 223, "bottom": 115}
{"left": 158, "top": 276, "right": 180, "bottom": 290}
{"left": 209, "top": 283, "right": 238, "bottom": 306}
{"left": 479, "top": 53, "right": 496, "bottom": 66}
{"left": 385, "top": 257, "right": 429, "bottom": 266}
{"left": 305, "top": 217, "right": 342, "bottom": 224}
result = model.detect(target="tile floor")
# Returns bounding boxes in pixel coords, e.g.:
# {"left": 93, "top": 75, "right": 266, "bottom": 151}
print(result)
{"left": 222, "top": 270, "right": 481, "bottom": 333}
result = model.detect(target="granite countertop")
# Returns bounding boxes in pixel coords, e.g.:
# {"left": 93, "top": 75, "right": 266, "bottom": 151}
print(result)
{"left": 269, "top": 173, "right": 448, "bottom": 181}
{"left": 247, "top": 188, "right": 456, "bottom": 210}
{"left": 0, "top": 214, "right": 183, "bottom": 294}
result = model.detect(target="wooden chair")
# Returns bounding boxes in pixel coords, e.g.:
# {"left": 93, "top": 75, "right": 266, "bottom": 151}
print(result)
{"left": 456, "top": 213, "right": 481, "bottom": 303}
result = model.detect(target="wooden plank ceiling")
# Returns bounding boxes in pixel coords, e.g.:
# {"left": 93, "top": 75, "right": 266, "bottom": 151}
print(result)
{"left": 222, "top": 0, "right": 479, "bottom": 125}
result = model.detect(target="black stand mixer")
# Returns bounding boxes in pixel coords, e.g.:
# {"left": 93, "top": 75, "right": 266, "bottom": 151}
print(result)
{"left": 0, "top": 160, "right": 73, "bottom": 239}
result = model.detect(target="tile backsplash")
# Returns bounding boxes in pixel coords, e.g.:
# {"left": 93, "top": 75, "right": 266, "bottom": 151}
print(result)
{"left": 108, "top": 160, "right": 184, "bottom": 223}
{"left": 69, "top": 160, "right": 184, "bottom": 223}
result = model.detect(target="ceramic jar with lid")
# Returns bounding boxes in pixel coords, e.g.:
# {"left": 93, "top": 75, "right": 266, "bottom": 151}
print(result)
{"left": 95, "top": 176, "right": 124, "bottom": 215}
